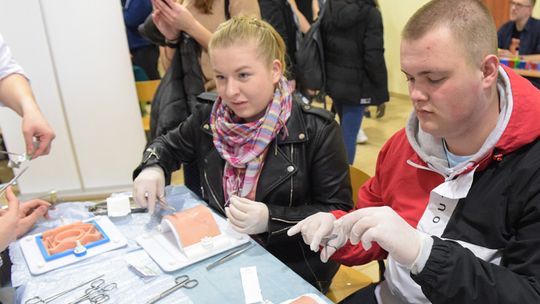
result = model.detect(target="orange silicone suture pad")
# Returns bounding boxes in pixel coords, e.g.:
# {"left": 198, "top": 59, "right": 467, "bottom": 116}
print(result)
{"left": 163, "top": 205, "right": 221, "bottom": 247}
{"left": 41, "top": 222, "right": 104, "bottom": 255}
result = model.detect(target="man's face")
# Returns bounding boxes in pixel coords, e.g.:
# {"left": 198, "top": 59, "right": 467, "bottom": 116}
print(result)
{"left": 400, "top": 27, "right": 492, "bottom": 142}
{"left": 510, "top": 0, "right": 533, "bottom": 23}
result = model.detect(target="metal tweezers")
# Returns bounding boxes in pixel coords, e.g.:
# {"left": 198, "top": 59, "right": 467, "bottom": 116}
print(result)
{"left": 206, "top": 242, "right": 254, "bottom": 270}
{"left": 0, "top": 166, "right": 29, "bottom": 197}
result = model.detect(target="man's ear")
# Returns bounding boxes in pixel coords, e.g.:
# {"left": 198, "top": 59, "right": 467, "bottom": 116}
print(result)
{"left": 271, "top": 59, "right": 282, "bottom": 84}
{"left": 481, "top": 55, "right": 499, "bottom": 89}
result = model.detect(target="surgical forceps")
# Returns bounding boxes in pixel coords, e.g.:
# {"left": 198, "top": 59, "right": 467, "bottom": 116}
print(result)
{"left": 0, "top": 166, "right": 29, "bottom": 197}
{"left": 145, "top": 275, "right": 198, "bottom": 304}
{"left": 67, "top": 278, "right": 117, "bottom": 304}
{"left": 25, "top": 274, "right": 104, "bottom": 304}
{"left": 0, "top": 149, "right": 31, "bottom": 168}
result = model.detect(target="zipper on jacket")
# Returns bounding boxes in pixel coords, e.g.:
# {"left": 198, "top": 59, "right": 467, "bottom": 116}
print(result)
{"left": 204, "top": 169, "right": 225, "bottom": 214}
{"left": 289, "top": 144, "right": 294, "bottom": 207}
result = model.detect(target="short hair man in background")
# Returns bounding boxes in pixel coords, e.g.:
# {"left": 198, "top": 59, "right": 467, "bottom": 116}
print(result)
{"left": 498, "top": 0, "right": 540, "bottom": 88}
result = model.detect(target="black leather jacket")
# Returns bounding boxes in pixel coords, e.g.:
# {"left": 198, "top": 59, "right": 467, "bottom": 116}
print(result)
{"left": 134, "top": 99, "right": 353, "bottom": 292}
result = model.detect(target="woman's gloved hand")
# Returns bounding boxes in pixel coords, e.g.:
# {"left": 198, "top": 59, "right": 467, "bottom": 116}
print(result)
{"left": 133, "top": 166, "right": 165, "bottom": 214}
{"left": 225, "top": 196, "right": 269, "bottom": 235}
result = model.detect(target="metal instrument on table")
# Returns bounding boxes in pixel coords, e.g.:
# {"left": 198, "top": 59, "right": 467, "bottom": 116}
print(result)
{"left": 156, "top": 195, "right": 176, "bottom": 212}
{"left": 67, "top": 278, "right": 117, "bottom": 304}
{"left": 0, "top": 166, "right": 29, "bottom": 197}
{"left": 25, "top": 274, "right": 104, "bottom": 304}
{"left": 145, "top": 193, "right": 176, "bottom": 231}
{"left": 206, "top": 242, "right": 254, "bottom": 271}
{"left": 145, "top": 275, "right": 198, "bottom": 304}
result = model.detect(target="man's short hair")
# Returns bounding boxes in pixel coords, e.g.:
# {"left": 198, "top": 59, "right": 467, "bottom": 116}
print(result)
{"left": 531, "top": 0, "right": 536, "bottom": 7}
{"left": 402, "top": 0, "right": 497, "bottom": 66}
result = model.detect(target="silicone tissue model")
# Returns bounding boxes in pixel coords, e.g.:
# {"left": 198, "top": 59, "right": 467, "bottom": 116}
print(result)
{"left": 41, "top": 222, "right": 104, "bottom": 255}
{"left": 162, "top": 205, "right": 221, "bottom": 248}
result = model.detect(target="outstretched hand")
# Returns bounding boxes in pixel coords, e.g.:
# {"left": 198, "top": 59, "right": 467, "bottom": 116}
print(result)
{"left": 287, "top": 212, "right": 347, "bottom": 262}
{"left": 16, "top": 199, "right": 50, "bottom": 238}
{"left": 336, "top": 206, "right": 424, "bottom": 267}
{"left": 0, "top": 186, "right": 20, "bottom": 251}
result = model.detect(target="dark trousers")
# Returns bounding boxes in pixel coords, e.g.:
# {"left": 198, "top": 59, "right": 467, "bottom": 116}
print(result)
{"left": 131, "top": 45, "right": 160, "bottom": 80}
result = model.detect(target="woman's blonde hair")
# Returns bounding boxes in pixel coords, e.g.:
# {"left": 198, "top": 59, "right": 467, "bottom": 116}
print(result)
{"left": 209, "top": 16, "right": 287, "bottom": 73}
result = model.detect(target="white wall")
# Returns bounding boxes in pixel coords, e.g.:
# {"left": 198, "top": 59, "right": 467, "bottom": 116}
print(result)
{"left": 0, "top": 0, "right": 146, "bottom": 197}
{"left": 379, "top": 0, "right": 430, "bottom": 97}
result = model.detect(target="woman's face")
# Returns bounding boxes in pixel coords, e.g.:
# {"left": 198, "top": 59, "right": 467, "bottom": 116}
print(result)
{"left": 210, "top": 41, "right": 282, "bottom": 122}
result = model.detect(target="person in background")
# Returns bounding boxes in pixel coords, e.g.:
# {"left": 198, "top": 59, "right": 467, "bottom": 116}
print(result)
{"left": 497, "top": 0, "right": 540, "bottom": 88}
{"left": 289, "top": 0, "right": 540, "bottom": 303}
{"left": 321, "top": 0, "right": 388, "bottom": 163}
{"left": 0, "top": 33, "right": 54, "bottom": 282}
{"left": 149, "top": 0, "right": 259, "bottom": 91}
{"left": 133, "top": 17, "right": 352, "bottom": 292}
{"left": 123, "top": 0, "right": 161, "bottom": 80}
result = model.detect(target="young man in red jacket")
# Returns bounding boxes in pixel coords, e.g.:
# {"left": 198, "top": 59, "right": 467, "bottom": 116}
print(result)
{"left": 289, "top": 0, "right": 540, "bottom": 303}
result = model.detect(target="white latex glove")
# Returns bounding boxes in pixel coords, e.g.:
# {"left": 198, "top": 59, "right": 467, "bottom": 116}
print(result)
{"left": 336, "top": 206, "right": 424, "bottom": 267}
{"left": 225, "top": 196, "right": 269, "bottom": 234}
{"left": 287, "top": 212, "right": 347, "bottom": 262}
{"left": 133, "top": 166, "right": 165, "bottom": 214}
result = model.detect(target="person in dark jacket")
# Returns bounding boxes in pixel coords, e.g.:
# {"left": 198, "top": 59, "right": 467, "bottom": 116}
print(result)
{"left": 321, "top": 0, "right": 388, "bottom": 164}
{"left": 132, "top": 17, "right": 352, "bottom": 292}
{"left": 122, "top": 0, "right": 160, "bottom": 80}
{"left": 497, "top": 0, "right": 540, "bottom": 88}
{"left": 290, "top": 0, "right": 540, "bottom": 303}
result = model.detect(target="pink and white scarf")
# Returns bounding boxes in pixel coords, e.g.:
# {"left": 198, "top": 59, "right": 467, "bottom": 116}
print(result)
{"left": 210, "top": 77, "right": 292, "bottom": 204}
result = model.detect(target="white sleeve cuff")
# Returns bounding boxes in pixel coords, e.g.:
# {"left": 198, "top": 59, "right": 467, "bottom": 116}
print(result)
{"left": 410, "top": 233, "right": 433, "bottom": 275}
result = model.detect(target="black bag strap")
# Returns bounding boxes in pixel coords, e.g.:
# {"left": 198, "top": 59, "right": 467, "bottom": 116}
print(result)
{"left": 225, "top": 0, "right": 231, "bottom": 20}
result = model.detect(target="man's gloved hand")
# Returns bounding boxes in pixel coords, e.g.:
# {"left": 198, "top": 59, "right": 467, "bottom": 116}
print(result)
{"left": 336, "top": 206, "right": 423, "bottom": 267}
{"left": 225, "top": 196, "right": 269, "bottom": 234}
{"left": 133, "top": 166, "right": 165, "bottom": 214}
{"left": 287, "top": 212, "right": 347, "bottom": 262}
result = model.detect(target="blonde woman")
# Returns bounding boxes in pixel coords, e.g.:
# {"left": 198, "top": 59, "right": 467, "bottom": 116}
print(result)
{"left": 133, "top": 17, "right": 352, "bottom": 292}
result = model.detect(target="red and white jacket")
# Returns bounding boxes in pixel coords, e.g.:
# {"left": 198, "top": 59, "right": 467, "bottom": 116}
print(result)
{"left": 331, "top": 66, "right": 540, "bottom": 303}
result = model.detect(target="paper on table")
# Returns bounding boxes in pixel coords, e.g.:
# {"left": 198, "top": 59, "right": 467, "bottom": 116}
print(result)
{"left": 240, "top": 266, "right": 264, "bottom": 304}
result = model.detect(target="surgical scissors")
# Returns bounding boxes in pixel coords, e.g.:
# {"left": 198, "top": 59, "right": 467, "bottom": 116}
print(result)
{"left": 67, "top": 279, "right": 117, "bottom": 304}
{"left": 145, "top": 275, "right": 198, "bottom": 304}
{"left": 25, "top": 275, "right": 104, "bottom": 304}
